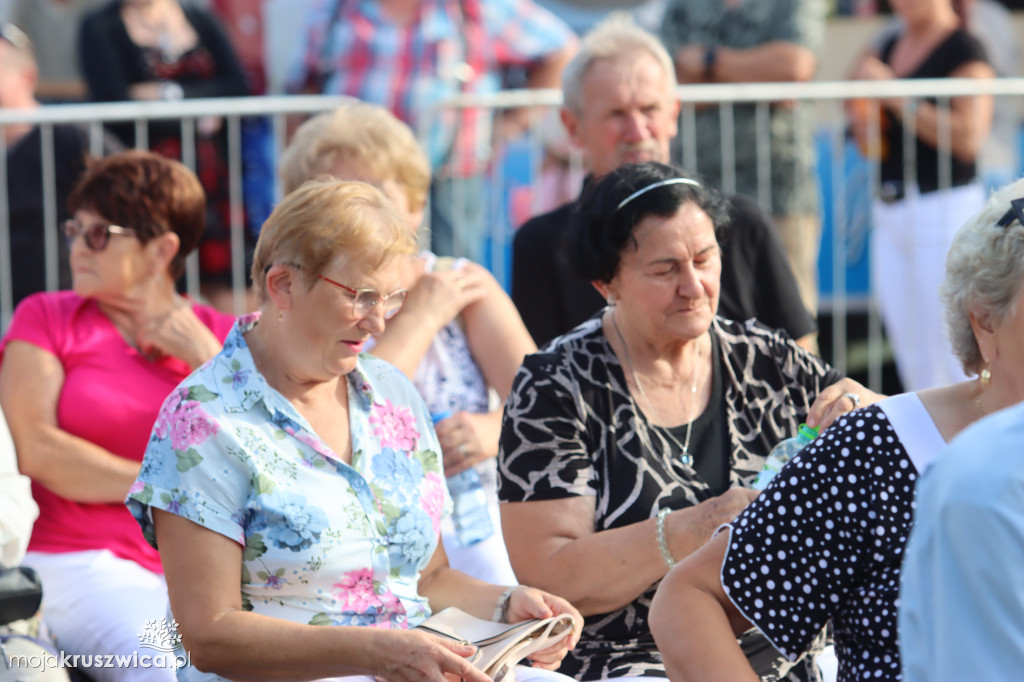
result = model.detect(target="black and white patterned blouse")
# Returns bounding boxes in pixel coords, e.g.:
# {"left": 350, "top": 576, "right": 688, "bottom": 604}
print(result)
{"left": 724, "top": 403, "right": 924, "bottom": 682}
{"left": 498, "top": 316, "right": 842, "bottom": 680}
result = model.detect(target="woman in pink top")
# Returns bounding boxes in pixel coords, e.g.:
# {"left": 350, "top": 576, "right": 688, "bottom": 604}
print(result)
{"left": 0, "top": 150, "right": 235, "bottom": 681}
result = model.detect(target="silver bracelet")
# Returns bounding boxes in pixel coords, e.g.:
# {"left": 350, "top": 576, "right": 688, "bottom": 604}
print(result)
{"left": 656, "top": 508, "right": 677, "bottom": 569}
{"left": 493, "top": 585, "right": 519, "bottom": 623}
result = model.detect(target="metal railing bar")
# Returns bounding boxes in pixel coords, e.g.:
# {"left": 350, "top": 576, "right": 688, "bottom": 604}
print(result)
{"left": 88, "top": 120, "right": 104, "bottom": 159}
{"left": 755, "top": 100, "right": 771, "bottom": 213}
{"left": 719, "top": 103, "right": 736, "bottom": 196}
{"left": 438, "top": 78, "right": 1024, "bottom": 110}
{"left": 227, "top": 115, "right": 245, "bottom": 315}
{"left": 40, "top": 124, "right": 58, "bottom": 293}
{"left": 0, "top": 131, "right": 10, "bottom": 326}
{"left": 829, "top": 100, "right": 847, "bottom": 378}
{"left": 680, "top": 103, "right": 697, "bottom": 174}
{"left": 936, "top": 96, "right": 953, "bottom": 192}
{"left": 0, "top": 96, "right": 360, "bottom": 125}
{"left": 179, "top": 117, "right": 201, "bottom": 299}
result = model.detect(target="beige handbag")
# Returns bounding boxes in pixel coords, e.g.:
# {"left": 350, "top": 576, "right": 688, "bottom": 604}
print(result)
{"left": 415, "top": 607, "right": 578, "bottom": 682}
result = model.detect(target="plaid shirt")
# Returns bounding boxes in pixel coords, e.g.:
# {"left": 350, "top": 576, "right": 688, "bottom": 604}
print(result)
{"left": 288, "top": 0, "right": 574, "bottom": 177}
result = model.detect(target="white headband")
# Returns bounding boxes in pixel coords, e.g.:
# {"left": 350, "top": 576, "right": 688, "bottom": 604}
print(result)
{"left": 615, "top": 178, "right": 701, "bottom": 211}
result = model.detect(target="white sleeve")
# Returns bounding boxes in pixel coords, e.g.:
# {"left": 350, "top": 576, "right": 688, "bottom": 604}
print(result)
{"left": 0, "top": 408, "right": 38, "bottom": 566}
{"left": 900, "top": 413, "right": 1024, "bottom": 682}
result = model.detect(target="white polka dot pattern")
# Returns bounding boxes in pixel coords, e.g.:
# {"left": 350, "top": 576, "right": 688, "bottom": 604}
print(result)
{"left": 723, "top": 406, "right": 917, "bottom": 682}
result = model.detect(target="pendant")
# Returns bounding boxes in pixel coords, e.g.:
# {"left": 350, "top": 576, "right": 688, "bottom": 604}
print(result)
{"left": 680, "top": 453, "right": 693, "bottom": 466}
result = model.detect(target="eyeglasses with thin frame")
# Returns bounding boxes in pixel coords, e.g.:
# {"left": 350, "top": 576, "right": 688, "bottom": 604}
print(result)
{"left": 63, "top": 219, "right": 137, "bottom": 252}
{"left": 996, "top": 198, "right": 1024, "bottom": 230}
{"left": 317, "top": 274, "right": 408, "bottom": 320}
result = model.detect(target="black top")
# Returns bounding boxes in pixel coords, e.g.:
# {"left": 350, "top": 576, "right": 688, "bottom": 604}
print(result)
{"left": 667, "top": 331, "right": 729, "bottom": 495}
{"left": 878, "top": 29, "right": 988, "bottom": 193}
{"left": 511, "top": 190, "right": 816, "bottom": 347}
{"left": 6, "top": 124, "right": 121, "bottom": 308}
{"left": 724, "top": 404, "right": 919, "bottom": 682}
{"left": 78, "top": 2, "right": 253, "bottom": 285}
{"left": 498, "top": 316, "right": 842, "bottom": 679}
{"left": 78, "top": 1, "right": 249, "bottom": 143}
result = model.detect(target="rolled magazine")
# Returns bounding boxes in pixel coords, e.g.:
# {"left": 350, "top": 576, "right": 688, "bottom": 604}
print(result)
{"left": 415, "top": 606, "right": 578, "bottom": 682}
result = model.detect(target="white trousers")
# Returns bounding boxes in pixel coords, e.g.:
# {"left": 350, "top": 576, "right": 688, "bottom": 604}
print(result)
{"left": 441, "top": 494, "right": 518, "bottom": 586}
{"left": 870, "top": 183, "right": 984, "bottom": 392}
{"left": 24, "top": 550, "right": 176, "bottom": 682}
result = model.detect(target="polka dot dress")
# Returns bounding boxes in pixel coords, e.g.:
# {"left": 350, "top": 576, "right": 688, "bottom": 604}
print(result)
{"left": 722, "top": 406, "right": 918, "bottom": 681}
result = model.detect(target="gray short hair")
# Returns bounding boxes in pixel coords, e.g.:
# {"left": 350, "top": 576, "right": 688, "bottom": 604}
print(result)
{"left": 941, "top": 176, "right": 1024, "bottom": 375}
{"left": 561, "top": 13, "right": 676, "bottom": 115}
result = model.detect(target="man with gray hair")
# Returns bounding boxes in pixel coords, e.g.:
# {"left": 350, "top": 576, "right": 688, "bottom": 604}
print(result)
{"left": 512, "top": 14, "right": 814, "bottom": 349}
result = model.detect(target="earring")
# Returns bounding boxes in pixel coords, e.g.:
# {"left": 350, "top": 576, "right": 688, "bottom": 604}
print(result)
{"left": 606, "top": 295, "right": 616, "bottom": 308}
{"left": 277, "top": 309, "right": 284, "bottom": 323}
{"left": 980, "top": 365, "right": 992, "bottom": 389}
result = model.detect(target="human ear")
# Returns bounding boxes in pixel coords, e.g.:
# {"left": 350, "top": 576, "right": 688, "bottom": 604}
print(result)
{"left": 561, "top": 108, "right": 585, "bottom": 150}
{"left": 263, "top": 264, "right": 296, "bottom": 312}
{"left": 151, "top": 232, "right": 180, "bottom": 274}
{"left": 969, "top": 307, "right": 997, "bottom": 364}
{"left": 592, "top": 280, "right": 617, "bottom": 306}
{"left": 667, "top": 97, "right": 681, "bottom": 139}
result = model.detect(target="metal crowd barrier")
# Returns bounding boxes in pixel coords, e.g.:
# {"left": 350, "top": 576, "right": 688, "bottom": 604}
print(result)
{"left": 1, "top": 80, "right": 1023, "bottom": 391}
{"left": 429, "top": 78, "right": 1024, "bottom": 390}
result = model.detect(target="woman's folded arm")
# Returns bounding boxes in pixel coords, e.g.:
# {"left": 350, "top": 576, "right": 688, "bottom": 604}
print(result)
{"left": 0, "top": 341, "right": 140, "bottom": 503}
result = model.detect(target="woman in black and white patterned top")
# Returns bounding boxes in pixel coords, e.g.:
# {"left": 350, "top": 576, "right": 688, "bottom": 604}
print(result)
{"left": 497, "top": 162, "right": 878, "bottom": 680}
{"left": 649, "top": 175, "right": 1024, "bottom": 682}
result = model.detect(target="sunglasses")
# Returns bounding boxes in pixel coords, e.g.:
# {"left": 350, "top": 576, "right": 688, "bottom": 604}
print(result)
{"left": 63, "top": 219, "right": 137, "bottom": 251}
{"left": 996, "top": 198, "right": 1024, "bottom": 230}
{"left": 318, "top": 274, "right": 408, "bottom": 320}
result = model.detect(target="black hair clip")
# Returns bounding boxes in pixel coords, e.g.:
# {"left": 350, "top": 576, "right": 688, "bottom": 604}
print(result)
{"left": 996, "top": 198, "right": 1024, "bottom": 229}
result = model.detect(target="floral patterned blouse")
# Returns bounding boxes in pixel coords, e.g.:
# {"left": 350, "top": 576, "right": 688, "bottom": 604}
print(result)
{"left": 127, "top": 313, "right": 451, "bottom": 679}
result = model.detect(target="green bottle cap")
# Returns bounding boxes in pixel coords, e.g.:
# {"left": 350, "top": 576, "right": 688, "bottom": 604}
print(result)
{"left": 797, "top": 423, "right": 819, "bottom": 441}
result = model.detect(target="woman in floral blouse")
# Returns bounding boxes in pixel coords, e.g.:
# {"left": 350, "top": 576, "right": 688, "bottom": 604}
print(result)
{"left": 127, "top": 180, "right": 580, "bottom": 682}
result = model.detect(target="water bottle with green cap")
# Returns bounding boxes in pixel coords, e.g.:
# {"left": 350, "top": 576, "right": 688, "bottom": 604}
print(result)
{"left": 751, "top": 423, "right": 820, "bottom": 491}
{"left": 431, "top": 410, "right": 493, "bottom": 546}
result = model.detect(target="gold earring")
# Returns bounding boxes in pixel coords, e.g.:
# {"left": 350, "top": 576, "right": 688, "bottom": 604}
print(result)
{"left": 980, "top": 365, "right": 992, "bottom": 389}
{"left": 278, "top": 309, "right": 284, "bottom": 323}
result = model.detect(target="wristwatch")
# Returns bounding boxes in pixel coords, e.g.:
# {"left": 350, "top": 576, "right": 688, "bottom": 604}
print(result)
{"left": 493, "top": 586, "right": 519, "bottom": 623}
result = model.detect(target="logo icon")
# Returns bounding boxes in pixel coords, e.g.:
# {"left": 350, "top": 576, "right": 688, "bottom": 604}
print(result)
{"left": 137, "top": 619, "right": 183, "bottom": 653}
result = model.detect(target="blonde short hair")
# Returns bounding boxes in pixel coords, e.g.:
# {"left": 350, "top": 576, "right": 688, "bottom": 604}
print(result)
{"left": 279, "top": 102, "right": 431, "bottom": 212}
{"left": 251, "top": 180, "right": 417, "bottom": 304}
{"left": 561, "top": 13, "right": 676, "bottom": 115}
{"left": 941, "top": 176, "right": 1024, "bottom": 374}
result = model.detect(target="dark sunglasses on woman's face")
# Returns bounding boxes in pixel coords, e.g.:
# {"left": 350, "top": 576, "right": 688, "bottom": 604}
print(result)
{"left": 63, "top": 219, "right": 137, "bottom": 252}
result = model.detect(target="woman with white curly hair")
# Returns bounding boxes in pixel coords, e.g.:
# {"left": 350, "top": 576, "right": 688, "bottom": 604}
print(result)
{"left": 650, "top": 175, "right": 1024, "bottom": 682}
